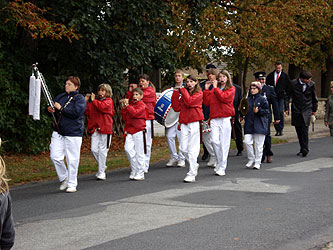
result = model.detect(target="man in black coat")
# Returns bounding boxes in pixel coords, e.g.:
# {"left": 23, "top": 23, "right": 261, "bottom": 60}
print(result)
{"left": 232, "top": 83, "right": 243, "bottom": 156}
{"left": 266, "top": 61, "right": 290, "bottom": 136}
{"left": 254, "top": 71, "right": 280, "bottom": 163}
{"left": 286, "top": 70, "right": 318, "bottom": 157}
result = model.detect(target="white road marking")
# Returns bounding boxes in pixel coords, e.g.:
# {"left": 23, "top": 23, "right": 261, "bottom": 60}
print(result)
{"left": 13, "top": 178, "right": 291, "bottom": 250}
{"left": 268, "top": 158, "right": 333, "bottom": 172}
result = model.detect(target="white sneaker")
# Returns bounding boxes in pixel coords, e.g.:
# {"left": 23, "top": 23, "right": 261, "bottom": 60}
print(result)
{"left": 59, "top": 177, "right": 68, "bottom": 191}
{"left": 129, "top": 172, "right": 136, "bottom": 180}
{"left": 66, "top": 187, "right": 77, "bottom": 193}
{"left": 166, "top": 158, "right": 178, "bottom": 167}
{"left": 253, "top": 163, "right": 261, "bottom": 170}
{"left": 133, "top": 174, "right": 145, "bottom": 181}
{"left": 246, "top": 161, "right": 254, "bottom": 168}
{"left": 177, "top": 160, "right": 186, "bottom": 168}
{"left": 96, "top": 172, "right": 106, "bottom": 180}
{"left": 184, "top": 175, "right": 196, "bottom": 183}
{"left": 215, "top": 169, "right": 226, "bottom": 176}
{"left": 207, "top": 158, "right": 217, "bottom": 167}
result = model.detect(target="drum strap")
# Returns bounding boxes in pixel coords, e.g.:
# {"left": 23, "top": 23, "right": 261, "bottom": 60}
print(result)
{"left": 143, "top": 129, "right": 147, "bottom": 154}
{"left": 151, "top": 120, "right": 154, "bottom": 139}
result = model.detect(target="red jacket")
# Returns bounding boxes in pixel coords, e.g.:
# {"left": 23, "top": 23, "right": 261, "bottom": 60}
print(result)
{"left": 121, "top": 100, "right": 148, "bottom": 134}
{"left": 203, "top": 87, "right": 235, "bottom": 119}
{"left": 171, "top": 88, "right": 204, "bottom": 124}
{"left": 126, "top": 86, "right": 156, "bottom": 120}
{"left": 85, "top": 97, "right": 115, "bottom": 134}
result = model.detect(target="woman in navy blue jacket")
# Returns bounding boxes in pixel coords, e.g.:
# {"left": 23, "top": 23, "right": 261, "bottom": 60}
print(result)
{"left": 47, "top": 76, "right": 86, "bottom": 193}
{"left": 243, "top": 82, "right": 269, "bottom": 170}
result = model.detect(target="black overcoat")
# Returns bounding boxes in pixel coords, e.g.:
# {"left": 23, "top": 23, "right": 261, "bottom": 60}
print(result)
{"left": 287, "top": 78, "right": 318, "bottom": 127}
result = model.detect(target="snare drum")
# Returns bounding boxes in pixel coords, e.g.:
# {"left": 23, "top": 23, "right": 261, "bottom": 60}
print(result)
{"left": 154, "top": 88, "right": 179, "bottom": 128}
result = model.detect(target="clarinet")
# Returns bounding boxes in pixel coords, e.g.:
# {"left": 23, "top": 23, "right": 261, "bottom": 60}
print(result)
{"left": 32, "top": 63, "right": 58, "bottom": 126}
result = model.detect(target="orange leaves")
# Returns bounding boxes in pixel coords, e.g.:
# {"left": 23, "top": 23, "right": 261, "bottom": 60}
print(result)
{"left": 167, "top": 0, "right": 331, "bottom": 70}
{"left": 3, "top": 0, "right": 80, "bottom": 42}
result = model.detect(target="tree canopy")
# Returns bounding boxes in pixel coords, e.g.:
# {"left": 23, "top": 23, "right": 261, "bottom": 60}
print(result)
{"left": 0, "top": 0, "right": 332, "bottom": 153}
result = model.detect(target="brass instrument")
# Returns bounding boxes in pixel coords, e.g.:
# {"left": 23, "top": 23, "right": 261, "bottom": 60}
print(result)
{"left": 239, "top": 90, "right": 249, "bottom": 116}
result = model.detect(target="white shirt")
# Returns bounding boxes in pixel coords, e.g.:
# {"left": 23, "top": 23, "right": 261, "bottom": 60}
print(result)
{"left": 274, "top": 71, "right": 281, "bottom": 85}
{"left": 299, "top": 79, "right": 307, "bottom": 92}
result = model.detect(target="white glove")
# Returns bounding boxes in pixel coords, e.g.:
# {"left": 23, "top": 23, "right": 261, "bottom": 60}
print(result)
{"left": 311, "top": 115, "right": 316, "bottom": 123}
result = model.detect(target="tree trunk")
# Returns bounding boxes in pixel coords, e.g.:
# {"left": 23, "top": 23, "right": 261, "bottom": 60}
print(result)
{"left": 321, "top": 48, "right": 333, "bottom": 98}
{"left": 242, "top": 57, "right": 249, "bottom": 95}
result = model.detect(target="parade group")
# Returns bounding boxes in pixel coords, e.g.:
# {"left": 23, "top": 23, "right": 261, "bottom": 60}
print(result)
{"left": 45, "top": 62, "right": 333, "bottom": 193}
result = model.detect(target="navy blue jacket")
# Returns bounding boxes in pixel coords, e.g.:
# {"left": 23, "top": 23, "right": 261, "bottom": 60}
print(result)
{"left": 233, "top": 83, "right": 242, "bottom": 119}
{"left": 50, "top": 90, "right": 86, "bottom": 136}
{"left": 260, "top": 84, "right": 280, "bottom": 123}
{"left": 244, "top": 93, "right": 270, "bottom": 135}
{"left": 200, "top": 80, "right": 213, "bottom": 121}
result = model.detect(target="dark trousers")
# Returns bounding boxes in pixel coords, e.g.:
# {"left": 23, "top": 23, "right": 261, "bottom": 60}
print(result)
{"left": 295, "top": 125, "right": 309, "bottom": 153}
{"left": 263, "top": 133, "right": 273, "bottom": 157}
{"left": 274, "top": 98, "right": 285, "bottom": 133}
{"left": 232, "top": 117, "right": 243, "bottom": 152}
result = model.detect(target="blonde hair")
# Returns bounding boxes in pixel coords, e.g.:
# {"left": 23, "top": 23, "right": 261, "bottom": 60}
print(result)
{"left": 218, "top": 70, "right": 233, "bottom": 90}
{"left": 98, "top": 83, "right": 113, "bottom": 98}
{"left": 0, "top": 140, "right": 9, "bottom": 194}
{"left": 174, "top": 69, "right": 184, "bottom": 77}
{"left": 330, "top": 81, "right": 333, "bottom": 88}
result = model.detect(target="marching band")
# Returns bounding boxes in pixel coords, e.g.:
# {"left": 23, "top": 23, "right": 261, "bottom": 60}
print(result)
{"left": 29, "top": 64, "right": 321, "bottom": 192}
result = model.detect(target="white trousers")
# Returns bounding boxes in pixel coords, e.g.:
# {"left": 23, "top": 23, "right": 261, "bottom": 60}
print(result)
{"left": 125, "top": 131, "right": 145, "bottom": 176}
{"left": 210, "top": 117, "right": 232, "bottom": 171}
{"left": 202, "top": 130, "right": 216, "bottom": 160}
{"left": 91, "top": 131, "right": 112, "bottom": 175}
{"left": 144, "top": 120, "right": 153, "bottom": 171}
{"left": 243, "top": 134, "right": 265, "bottom": 164}
{"left": 165, "top": 123, "right": 185, "bottom": 161}
{"left": 50, "top": 131, "right": 82, "bottom": 188}
{"left": 180, "top": 122, "right": 200, "bottom": 177}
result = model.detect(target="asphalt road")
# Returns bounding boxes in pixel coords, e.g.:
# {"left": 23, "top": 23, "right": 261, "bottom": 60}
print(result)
{"left": 11, "top": 136, "right": 333, "bottom": 250}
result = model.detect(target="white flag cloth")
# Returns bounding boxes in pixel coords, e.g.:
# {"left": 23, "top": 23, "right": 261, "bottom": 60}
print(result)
{"left": 28, "top": 75, "right": 36, "bottom": 116}
{"left": 33, "top": 79, "right": 41, "bottom": 120}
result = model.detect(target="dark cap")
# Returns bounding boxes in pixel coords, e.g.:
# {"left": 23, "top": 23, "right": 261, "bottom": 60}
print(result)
{"left": 206, "top": 64, "right": 216, "bottom": 70}
{"left": 253, "top": 71, "right": 266, "bottom": 79}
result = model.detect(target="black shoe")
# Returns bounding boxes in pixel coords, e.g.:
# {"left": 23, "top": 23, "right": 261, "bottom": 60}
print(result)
{"left": 275, "top": 131, "right": 283, "bottom": 136}
{"left": 297, "top": 151, "right": 302, "bottom": 156}
{"left": 236, "top": 151, "right": 242, "bottom": 156}
{"left": 201, "top": 153, "right": 209, "bottom": 161}
{"left": 302, "top": 149, "right": 309, "bottom": 157}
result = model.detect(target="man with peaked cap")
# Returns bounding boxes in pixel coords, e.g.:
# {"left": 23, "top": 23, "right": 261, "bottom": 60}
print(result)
{"left": 254, "top": 71, "right": 280, "bottom": 163}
